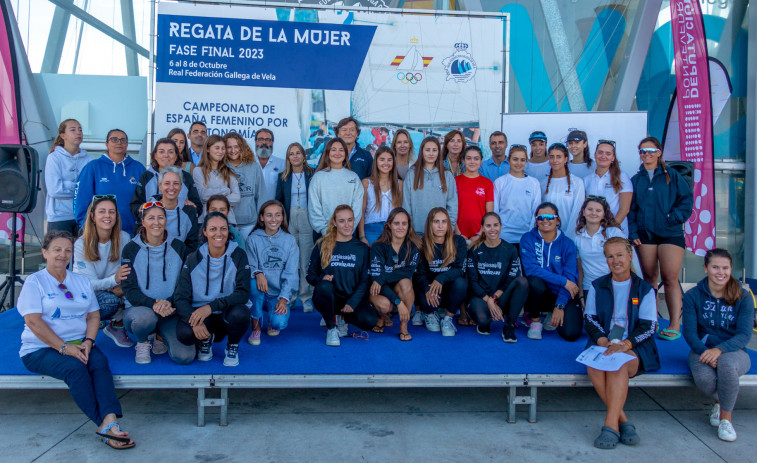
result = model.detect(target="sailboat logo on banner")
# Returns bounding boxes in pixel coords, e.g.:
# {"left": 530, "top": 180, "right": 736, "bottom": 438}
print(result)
{"left": 391, "top": 37, "right": 432, "bottom": 85}
{"left": 443, "top": 42, "right": 476, "bottom": 83}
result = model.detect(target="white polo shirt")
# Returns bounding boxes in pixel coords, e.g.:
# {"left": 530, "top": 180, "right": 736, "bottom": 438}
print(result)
{"left": 259, "top": 155, "right": 286, "bottom": 203}
{"left": 583, "top": 170, "right": 633, "bottom": 236}
{"left": 575, "top": 226, "right": 626, "bottom": 290}
{"left": 17, "top": 269, "right": 99, "bottom": 357}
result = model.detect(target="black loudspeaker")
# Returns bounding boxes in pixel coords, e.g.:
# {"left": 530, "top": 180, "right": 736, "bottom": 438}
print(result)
{"left": 0, "top": 145, "right": 39, "bottom": 213}
{"left": 667, "top": 161, "right": 695, "bottom": 191}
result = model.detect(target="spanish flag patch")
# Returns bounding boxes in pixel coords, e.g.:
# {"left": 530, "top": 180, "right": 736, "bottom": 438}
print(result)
{"left": 632, "top": 298, "right": 639, "bottom": 305}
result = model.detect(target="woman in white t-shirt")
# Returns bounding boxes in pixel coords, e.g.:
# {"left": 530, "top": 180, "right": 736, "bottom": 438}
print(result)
{"left": 493, "top": 144, "right": 542, "bottom": 250}
{"left": 18, "top": 230, "right": 135, "bottom": 450}
{"left": 582, "top": 140, "right": 633, "bottom": 236}
{"left": 540, "top": 143, "right": 585, "bottom": 241}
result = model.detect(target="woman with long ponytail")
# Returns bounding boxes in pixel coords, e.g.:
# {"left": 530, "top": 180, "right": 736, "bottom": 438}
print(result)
{"left": 583, "top": 140, "right": 633, "bottom": 235}
{"left": 540, "top": 143, "right": 585, "bottom": 241}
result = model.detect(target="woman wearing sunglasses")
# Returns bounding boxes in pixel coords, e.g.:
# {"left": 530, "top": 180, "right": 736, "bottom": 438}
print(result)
{"left": 120, "top": 201, "right": 195, "bottom": 365}
{"left": 583, "top": 140, "right": 633, "bottom": 235}
{"left": 540, "top": 143, "right": 586, "bottom": 241}
{"left": 628, "top": 137, "right": 693, "bottom": 341}
{"left": 174, "top": 212, "right": 251, "bottom": 366}
{"left": 73, "top": 195, "right": 132, "bottom": 348}
{"left": 45, "top": 118, "right": 92, "bottom": 236}
{"left": 153, "top": 167, "right": 200, "bottom": 253}
{"left": 18, "top": 230, "right": 135, "bottom": 450}
{"left": 368, "top": 207, "right": 422, "bottom": 341}
{"left": 74, "top": 129, "right": 145, "bottom": 234}
{"left": 493, "top": 144, "right": 542, "bottom": 251}
{"left": 520, "top": 202, "right": 582, "bottom": 341}
{"left": 129, "top": 138, "right": 201, "bottom": 220}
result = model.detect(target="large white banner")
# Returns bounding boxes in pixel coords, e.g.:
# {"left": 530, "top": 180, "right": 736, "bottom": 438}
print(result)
{"left": 154, "top": 3, "right": 507, "bottom": 160}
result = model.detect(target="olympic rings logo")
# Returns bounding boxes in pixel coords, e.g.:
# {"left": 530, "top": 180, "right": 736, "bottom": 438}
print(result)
{"left": 397, "top": 72, "right": 423, "bottom": 84}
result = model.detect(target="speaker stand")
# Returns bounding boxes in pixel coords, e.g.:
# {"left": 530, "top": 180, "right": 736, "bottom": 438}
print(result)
{"left": 0, "top": 212, "right": 24, "bottom": 309}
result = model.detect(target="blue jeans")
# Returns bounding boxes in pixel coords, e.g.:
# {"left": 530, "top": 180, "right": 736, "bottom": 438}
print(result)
{"left": 364, "top": 222, "right": 384, "bottom": 245}
{"left": 123, "top": 306, "right": 196, "bottom": 364}
{"left": 250, "top": 284, "right": 290, "bottom": 331}
{"left": 95, "top": 291, "right": 121, "bottom": 321}
{"left": 22, "top": 346, "right": 122, "bottom": 424}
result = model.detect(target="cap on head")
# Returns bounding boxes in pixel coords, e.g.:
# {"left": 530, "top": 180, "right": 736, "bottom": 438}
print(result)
{"left": 567, "top": 130, "right": 587, "bottom": 142}
{"left": 529, "top": 131, "right": 547, "bottom": 142}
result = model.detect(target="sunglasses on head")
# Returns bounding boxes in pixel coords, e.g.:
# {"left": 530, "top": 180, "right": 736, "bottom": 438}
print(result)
{"left": 140, "top": 201, "right": 165, "bottom": 214}
{"left": 586, "top": 195, "right": 608, "bottom": 204}
{"left": 91, "top": 194, "right": 116, "bottom": 204}
{"left": 536, "top": 214, "right": 557, "bottom": 222}
{"left": 58, "top": 283, "right": 74, "bottom": 300}
{"left": 639, "top": 147, "right": 659, "bottom": 155}
{"left": 597, "top": 139, "right": 616, "bottom": 147}
{"left": 510, "top": 144, "right": 527, "bottom": 150}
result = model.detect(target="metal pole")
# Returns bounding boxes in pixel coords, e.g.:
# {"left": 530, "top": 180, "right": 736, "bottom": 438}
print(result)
{"left": 745, "top": 0, "right": 757, "bottom": 277}
{"left": 146, "top": 0, "right": 156, "bottom": 154}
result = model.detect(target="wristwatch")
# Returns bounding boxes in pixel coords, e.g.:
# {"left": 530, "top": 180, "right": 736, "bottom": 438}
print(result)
{"left": 555, "top": 304, "right": 565, "bottom": 311}
{"left": 84, "top": 337, "right": 96, "bottom": 347}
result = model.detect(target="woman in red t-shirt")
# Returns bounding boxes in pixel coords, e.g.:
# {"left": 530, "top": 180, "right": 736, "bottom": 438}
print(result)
{"left": 454, "top": 146, "right": 494, "bottom": 240}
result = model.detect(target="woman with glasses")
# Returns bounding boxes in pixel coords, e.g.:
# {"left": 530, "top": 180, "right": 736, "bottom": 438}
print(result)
{"left": 359, "top": 146, "right": 403, "bottom": 245}
{"left": 493, "top": 144, "right": 542, "bottom": 251}
{"left": 276, "top": 143, "right": 315, "bottom": 312}
{"left": 175, "top": 211, "right": 251, "bottom": 366}
{"left": 18, "top": 230, "right": 135, "bottom": 450}
{"left": 575, "top": 197, "right": 626, "bottom": 301}
{"left": 520, "top": 202, "right": 582, "bottom": 341}
{"left": 45, "top": 119, "right": 92, "bottom": 235}
{"left": 584, "top": 237, "right": 659, "bottom": 449}
{"left": 466, "top": 212, "right": 528, "bottom": 342}
{"left": 130, "top": 138, "right": 201, "bottom": 221}
{"left": 441, "top": 130, "right": 465, "bottom": 176}
{"left": 628, "top": 137, "right": 693, "bottom": 341}
{"left": 224, "top": 132, "right": 267, "bottom": 240}
{"left": 167, "top": 128, "right": 192, "bottom": 172}
{"left": 368, "top": 207, "right": 421, "bottom": 341}
{"left": 402, "top": 137, "right": 458, "bottom": 236}
{"left": 540, "top": 143, "right": 586, "bottom": 241}
{"left": 193, "top": 134, "right": 241, "bottom": 225}
{"left": 154, "top": 167, "right": 200, "bottom": 253}
{"left": 391, "top": 129, "right": 415, "bottom": 180}
{"left": 583, "top": 140, "right": 633, "bottom": 235}
{"left": 121, "top": 201, "right": 194, "bottom": 365}
{"left": 74, "top": 129, "right": 146, "bottom": 234}
{"left": 73, "top": 195, "right": 132, "bottom": 349}
{"left": 454, "top": 146, "right": 494, "bottom": 240}
{"left": 308, "top": 138, "right": 365, "bottom": 239}
{"left": 413, "top": 208, "right": 468, "bottom": 336}
{"left": 566, "top": 130, "right": 593, "bottom": 179}
{"left": 683, "top": 249, "right": 754, "bottom": 442}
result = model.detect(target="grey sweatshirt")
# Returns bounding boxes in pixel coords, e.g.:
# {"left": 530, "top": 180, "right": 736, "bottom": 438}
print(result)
{"left": 192, "top": 167, "right": 241, "bottom": 224}
{"left": 44, "top": 146, "right": 93, "bottom": 222}
{"left": 308, "top": 168, "right": 364, "bottom": 235}
{"left": 245, "top": 228, "right": 300, "bottom": 301}
{"left": 228, "top": 161, "right": 267, "bottom": 227}
{"left": 121, "top": 235, "right": 186, "bottom": 308}
{"left": 402, "top": 166, "right": 458, "bottom": 234}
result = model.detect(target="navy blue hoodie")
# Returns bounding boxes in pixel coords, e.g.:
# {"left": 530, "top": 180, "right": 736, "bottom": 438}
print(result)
{"left": 682, "top": 278, "right": 754, "bottom": 355}
{"left": 628, "top": 164, "right": 693, "bottom": 240}
{"left": 520, "top": 228, "right": 578, "bottom": 306}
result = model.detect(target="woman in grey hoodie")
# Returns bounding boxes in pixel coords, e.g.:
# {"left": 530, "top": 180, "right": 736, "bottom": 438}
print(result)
{"left": 402, "top": 137, "right": 458, "bottom": 236}
{"left": 45, "top": 119, "right": 92, "bottom": 235}
{"left": 193, "top": 135, "right": 241, "bottom": 224}
{"left": 224, "top": 132, "right": 266, "bottom": 241}
{"left": 245, "top": 200, "right": 299, "bottom": 345}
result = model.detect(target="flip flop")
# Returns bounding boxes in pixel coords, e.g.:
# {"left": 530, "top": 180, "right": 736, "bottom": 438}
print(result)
{"left": 382, "top": 313, "right": 394, "bottom": 327}
{"left": 594, "top": 426, "right": 620, "bottom": 449}
{"left": 619, "top": 422, "right": 640, "bottom": 445}
{"left": 371, "top": 325, "right": 384, "bottom": 333}
{"left": 398, "top": 332, "right": 412, "bottom": 342}
{"left": 657, "top": 328, "right": 681, "bottom": 341}
{"left": 96, "top": 421, "right": 135, "bottom": 450}
{"left": 457, "top": 316, "right": 475, "bottom": 327}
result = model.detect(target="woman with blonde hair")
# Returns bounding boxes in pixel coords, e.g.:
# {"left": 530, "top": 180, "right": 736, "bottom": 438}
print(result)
{"left": 224, "top": 132, "right": 266, "bottom": 240}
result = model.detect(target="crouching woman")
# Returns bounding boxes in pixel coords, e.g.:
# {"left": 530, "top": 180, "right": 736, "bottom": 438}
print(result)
{"left": 584, "top": 237, "right": 659, "bottom": 449}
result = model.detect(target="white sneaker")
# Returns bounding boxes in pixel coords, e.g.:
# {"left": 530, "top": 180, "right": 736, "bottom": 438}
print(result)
{"left": 411, "top": 310, "right": 424, "bottom": 326}
{"left": 223, "top": 343, "right": 239, "bottom": 367}
{"left": 441, "top": 315, "right": 457, "bottom": 337}
{"left": 326, "top": 327, "right": 341, "bottom": 346}
{"left": 336, "top": 316, "right": 348, "bottom": 337}
{"left": 710, "top": 403, "right": 721, "bottom": 427}
{"left": 303, "top": 299, "right": 314, "bottom": 313}
{"left": 135, "top": 341, "right": 151, "bottom": 364}
{"left": 718, "top": 419, "right": 737, "bottom": 442}
{"left": 319, "top": 317, "right": 327, "bottom": 327}
{"left": 424, "top": 312, "right": 441, "bottom": 332}
{"left": 543, "top": 314, "right": 557, "bottom": 331}
{"left": 527, "top": 322, "right": 543, "bottom": 340}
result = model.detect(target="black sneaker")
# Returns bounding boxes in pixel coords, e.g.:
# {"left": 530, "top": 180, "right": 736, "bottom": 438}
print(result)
{"left": 476, "top": 323, "right": 491, "bottom": 335}
{"left": 502, "top": 323, "right": 517, "bottom": 343}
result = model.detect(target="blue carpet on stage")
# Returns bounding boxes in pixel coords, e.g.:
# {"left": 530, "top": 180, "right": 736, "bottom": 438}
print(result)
{"left": 1, "top": 308, "right": 755, "bottom": 377}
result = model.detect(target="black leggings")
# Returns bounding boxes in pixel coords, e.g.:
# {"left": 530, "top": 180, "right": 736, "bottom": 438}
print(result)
{"left": 176, "top": 304, "right": 251, "bottom": 345}
{"left": 525, "top": 276, "right": 582, "bottom": 342}
{"left": 414, "top": 277, "right": 468, "bottom": 315}
{"left": 312, "top": 280, "right": 378, "bottom": 330}
{"left": 467, "top": 276, "right": 529, "bottom": 327}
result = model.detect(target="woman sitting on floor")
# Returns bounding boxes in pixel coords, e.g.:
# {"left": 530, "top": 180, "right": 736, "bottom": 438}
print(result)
{"left": 413, "top": 207, "right": 468, "bottom": 336}
{"left": 368, "top": 207, "right": 422, "bottom": 341}
{"left": 174, "top": 212, "right": 251, "bottom": 366}
{"left": 18, "top": 230, "right": 135, "bottom": 449}
{"left": 307, "top": 205, "right": 377, "bottom": 347}
{"left": 466, "top": 212, "right": 528, "bottom": 343}
{"left": 120, "top": 201, "right": 195, "bottom": 365}
{"left": 73, "top": 194, "right": 132, "bottom": 348}
{"left": 584, "top": 237, "right": 659, "bottom": 449}
{"left": 683, "top": 248, "right": 754, "bottom": 442}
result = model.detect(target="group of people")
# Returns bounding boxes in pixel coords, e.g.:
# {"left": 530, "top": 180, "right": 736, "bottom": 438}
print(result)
{"left": 17, "top": 118, "right": 752, "bottom": 449}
